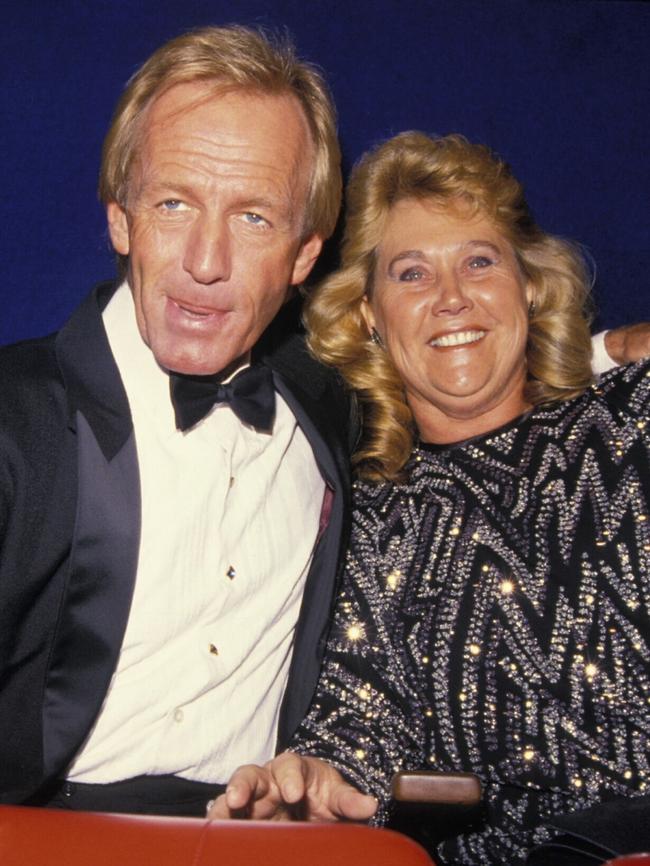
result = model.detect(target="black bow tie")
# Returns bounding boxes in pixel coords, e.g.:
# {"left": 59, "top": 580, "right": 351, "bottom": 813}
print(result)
{"left": 169, "top": 364, "right": 276, "bottom": 432}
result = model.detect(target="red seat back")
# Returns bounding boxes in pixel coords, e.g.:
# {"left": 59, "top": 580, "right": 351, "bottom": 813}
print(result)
{"left": 603, "top": 857, "right": 650, "bottom": 866}
{"left": 0, "top": 805, "right": 435, "bottom": 866}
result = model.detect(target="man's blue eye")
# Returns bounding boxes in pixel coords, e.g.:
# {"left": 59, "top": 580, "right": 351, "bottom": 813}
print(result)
{"left": 244, "top": 213, "right": 265, "bottom": 225}
{"left": 162, "top": 200, "right": 182, "bottom": 210}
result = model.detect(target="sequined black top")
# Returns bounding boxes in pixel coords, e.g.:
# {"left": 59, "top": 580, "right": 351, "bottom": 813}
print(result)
{"left": 292, "top": 361, "right": 650, "bottom": 865}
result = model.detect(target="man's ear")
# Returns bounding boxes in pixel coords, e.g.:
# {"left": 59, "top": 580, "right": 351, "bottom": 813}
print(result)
{"left": 290, "top": 233, "right": 323, "bottom": 285}
{"left": 360, "top": 295, "right": 376, "bottom": 335}
{"left": 106, "top": 202, "right": 130, "bottom": 256}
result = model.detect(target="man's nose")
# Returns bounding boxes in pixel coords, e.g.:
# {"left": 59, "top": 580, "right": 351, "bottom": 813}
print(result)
{"left": 183, "top": 215, "right": 231, "bottom": 284}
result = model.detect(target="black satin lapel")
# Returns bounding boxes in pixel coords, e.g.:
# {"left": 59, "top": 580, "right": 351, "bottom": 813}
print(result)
{"left": 56, "top": 282, "right": 133, "bottom": 461}
{"left": 42, "top": 413, "right": 141, "bottom": 776}
{"left": 273, "top": 374, "right": 349, "bottom": 748}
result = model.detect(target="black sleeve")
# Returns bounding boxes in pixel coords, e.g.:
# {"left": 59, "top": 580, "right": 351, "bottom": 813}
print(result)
{"left": 290, "top": 499, "right": 429, "bottom": 822}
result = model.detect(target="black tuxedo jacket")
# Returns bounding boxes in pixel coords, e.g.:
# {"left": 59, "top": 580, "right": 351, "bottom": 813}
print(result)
{"left": 0, "top": 282, "right": 355, "bottom": 803}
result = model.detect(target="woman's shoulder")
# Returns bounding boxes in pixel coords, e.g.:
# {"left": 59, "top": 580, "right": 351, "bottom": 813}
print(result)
{"left": 589, "top": 357, "right": 650, "bottom": 418}
{"left": 351, "top": 475, "right": 400, "bottom": 511}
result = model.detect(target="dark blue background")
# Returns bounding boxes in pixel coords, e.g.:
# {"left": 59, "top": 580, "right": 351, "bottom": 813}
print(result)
{"left": 1, "top": 0, "right": 648, "bottom": 346}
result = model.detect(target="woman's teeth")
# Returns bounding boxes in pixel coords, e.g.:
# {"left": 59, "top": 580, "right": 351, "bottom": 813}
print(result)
{"left": 429, "top": 330, "right": 486, "bottom": 348}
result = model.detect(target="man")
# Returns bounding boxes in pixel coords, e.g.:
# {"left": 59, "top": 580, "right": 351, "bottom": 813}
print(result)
{"left": 0, "top": 25, "right": 352, "bottom": 817}
{"left": 0, "top": 23, "right": 646, "bottom": 821}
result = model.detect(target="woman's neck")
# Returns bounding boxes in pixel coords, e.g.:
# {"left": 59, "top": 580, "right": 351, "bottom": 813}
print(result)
{"left": 411, "top": 386, "right": 532, "bottom": 445}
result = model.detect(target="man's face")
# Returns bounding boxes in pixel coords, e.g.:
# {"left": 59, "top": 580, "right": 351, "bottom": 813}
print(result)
{"left": 107, "top": 82, "right": 322, "bottom": 375}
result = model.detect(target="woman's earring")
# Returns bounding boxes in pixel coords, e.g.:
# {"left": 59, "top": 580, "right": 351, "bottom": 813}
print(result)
{"left": 370, "top": 327, "right": 384, "bottom": 348}
{"left": 528, "top": 299, "right": 536, "bottom": 317}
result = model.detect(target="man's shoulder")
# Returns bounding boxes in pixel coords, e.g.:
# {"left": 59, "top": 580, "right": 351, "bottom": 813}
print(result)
{"left": 0, "top": 332, "right": 69, "bottom": 438}
{"left": 0, "top": 331, "right": 61, "bottom": 392}
{"left": 0, "top": 280, "right": 118, "bottom": 400}
{"left": 0, "top": 281, "right": 113, "bottom": 426}
{"left": 0, "top": 281, "right": 112, "bottom": 388}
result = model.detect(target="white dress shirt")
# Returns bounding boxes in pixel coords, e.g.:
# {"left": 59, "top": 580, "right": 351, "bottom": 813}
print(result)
{"left": 591, "top": 330, "right": 617, "bottom": 375}
{"left": 67, "top": 283, "right": 325, "bottom": 783}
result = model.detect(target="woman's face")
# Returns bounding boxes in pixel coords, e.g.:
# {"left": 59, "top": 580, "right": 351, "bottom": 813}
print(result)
{"left": 362, "top": 198, "right": 532, "bottom": 442}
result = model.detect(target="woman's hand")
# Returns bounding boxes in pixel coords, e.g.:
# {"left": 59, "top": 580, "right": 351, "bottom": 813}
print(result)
{"left": 207, "top": 752, "right": 377, "bottom": 822}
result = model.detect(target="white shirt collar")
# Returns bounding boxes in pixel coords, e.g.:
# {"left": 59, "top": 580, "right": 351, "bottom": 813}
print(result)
{"left": 102, "top": 281, "right": 252, "bottom": 437}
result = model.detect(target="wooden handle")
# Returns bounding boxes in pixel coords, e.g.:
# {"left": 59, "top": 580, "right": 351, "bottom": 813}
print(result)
{"left": 391, "top": 771, "right": 482, "bottom": 806}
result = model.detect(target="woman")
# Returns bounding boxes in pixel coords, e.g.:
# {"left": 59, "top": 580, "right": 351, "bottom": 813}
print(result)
{"left": 215, "top": 133, "right": 650, "bottom": 865}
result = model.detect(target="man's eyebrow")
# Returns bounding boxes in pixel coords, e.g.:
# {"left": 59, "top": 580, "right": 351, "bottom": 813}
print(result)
{"left": 236, "top": 196, "right": 281, "bottom": 212}
{"left": 138, "top": 180, "right": 196, "bottom": 199}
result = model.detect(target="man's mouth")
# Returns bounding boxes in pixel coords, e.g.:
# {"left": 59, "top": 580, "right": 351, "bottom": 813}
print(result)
{"left": 164, "top": 297, "right": 233, "bottom": 334}
{"left": 167, "top": 296, "right": 236, "bottom": 326}
{"left": 174, "top": 299, "right": 220, "bottom": 318}
{"left": 429, "top": 329, "right": 486, "bottom": 348}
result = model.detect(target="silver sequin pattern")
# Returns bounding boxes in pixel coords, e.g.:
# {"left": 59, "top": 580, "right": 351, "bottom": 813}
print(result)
{"left": 292, "top": 361, "right": 650, "bottom": 865}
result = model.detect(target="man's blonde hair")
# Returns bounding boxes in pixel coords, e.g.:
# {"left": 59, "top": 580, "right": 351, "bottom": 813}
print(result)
{"left": 99, "top": 25, "right": 341, "bottom": 240}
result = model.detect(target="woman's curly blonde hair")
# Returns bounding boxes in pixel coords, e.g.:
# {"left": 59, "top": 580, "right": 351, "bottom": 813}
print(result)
{"left": 305, "top": 132, "right": 594, "bottom": 481}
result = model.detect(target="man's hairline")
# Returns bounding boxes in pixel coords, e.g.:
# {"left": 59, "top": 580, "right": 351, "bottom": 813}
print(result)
{"left": 116, "top": 78, "right": 319, "bottom": 241}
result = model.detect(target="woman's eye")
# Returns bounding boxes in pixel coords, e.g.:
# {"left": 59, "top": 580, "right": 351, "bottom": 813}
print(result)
{"left": 468, "top": 255, "right": 493, "bottom": 269}
{"left": 398, "top": 267, "right": 426, "bottom": 282}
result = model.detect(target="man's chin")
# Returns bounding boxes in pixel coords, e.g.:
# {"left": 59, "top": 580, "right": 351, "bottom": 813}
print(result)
{"left": 155, "top": 348, "right": 249, "bottom": 379}
{"left": 164, "top": 361, "right": 227, "bottom": 377}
